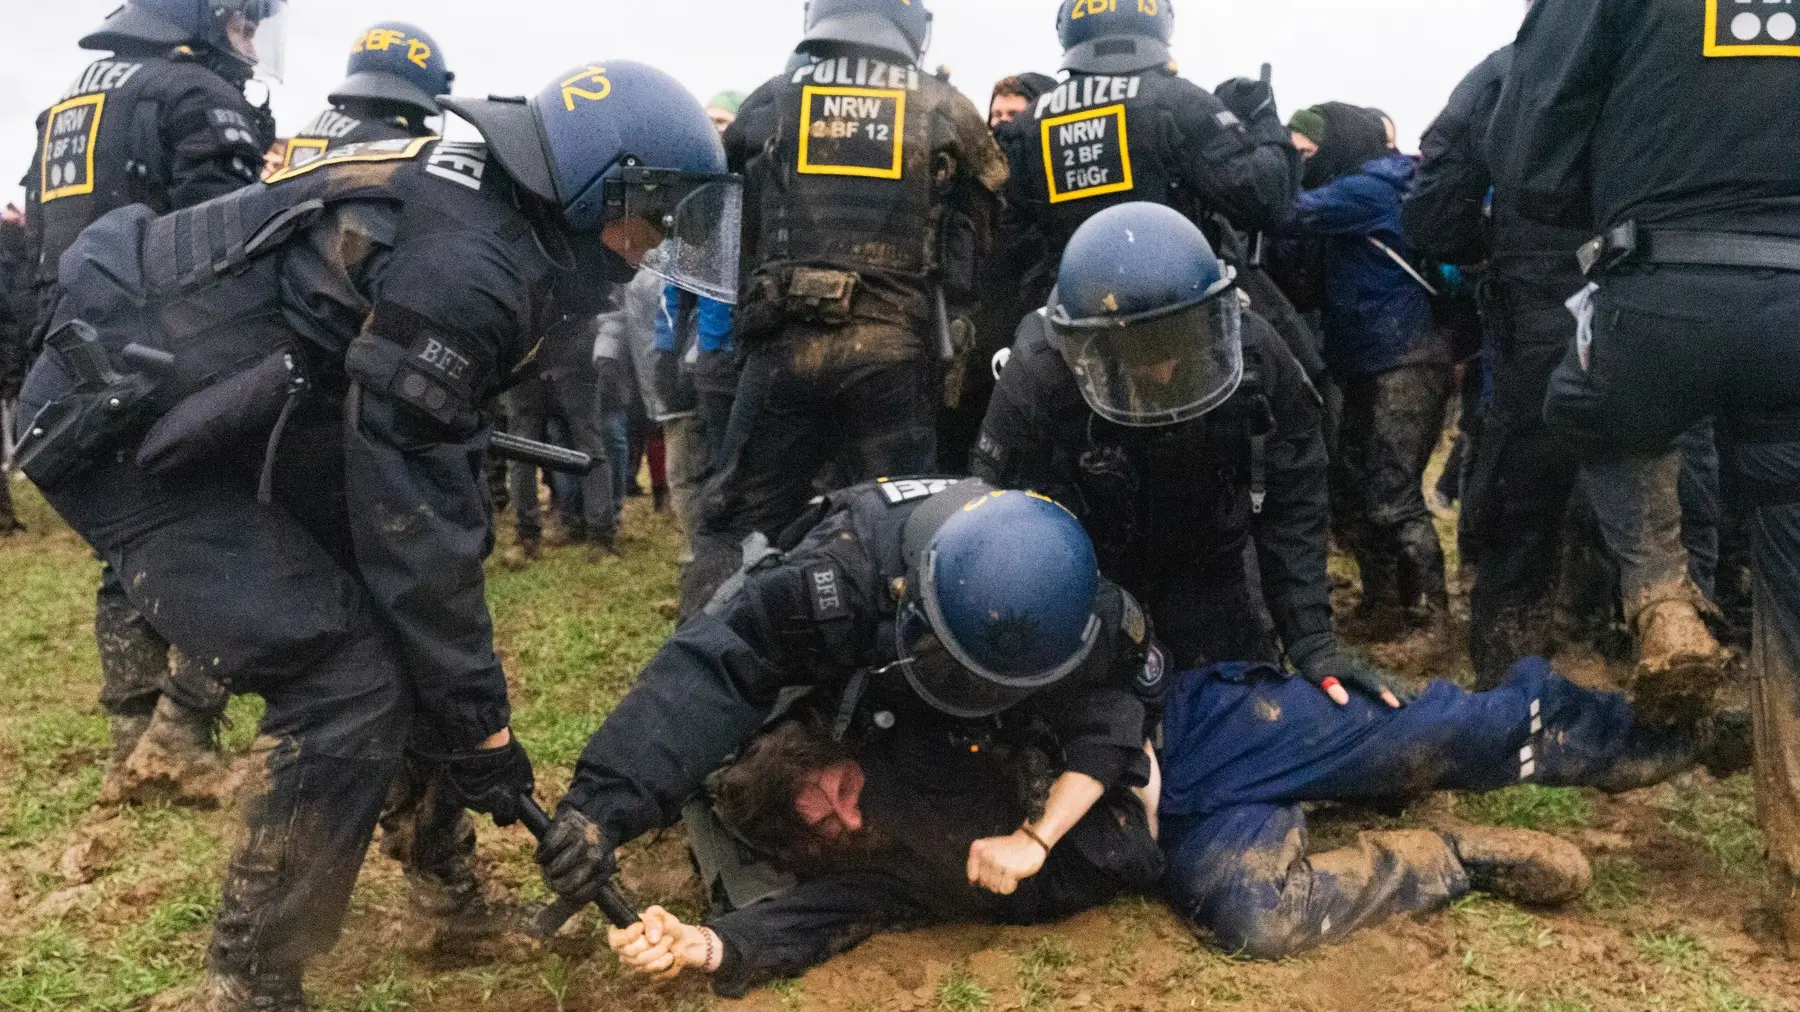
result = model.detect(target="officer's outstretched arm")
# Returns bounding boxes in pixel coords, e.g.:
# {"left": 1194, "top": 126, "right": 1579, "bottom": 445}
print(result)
{"left": 1181, "top": 81, "right": 1300, "bottom": 234}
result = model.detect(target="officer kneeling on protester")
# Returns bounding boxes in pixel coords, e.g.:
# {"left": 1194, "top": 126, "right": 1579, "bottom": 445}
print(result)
{"left": 274, "top": 21, "right": 452, "bottom": 173}
{"left": 26, "top": 0, "right": 280, "bottom": 811}
{"left": 974, "top": 202, "right": 1399, "bottom": 710}
{"left": 13, "top": 61, "right": 739, "bottom": 1010}
{"left": 540, "top": 479, "right": 1171, "bottom": 996}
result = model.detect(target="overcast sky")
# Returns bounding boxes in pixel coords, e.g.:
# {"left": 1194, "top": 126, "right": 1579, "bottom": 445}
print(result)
{"left": 0, "top": 0, "right": 1529, "bottom": 206}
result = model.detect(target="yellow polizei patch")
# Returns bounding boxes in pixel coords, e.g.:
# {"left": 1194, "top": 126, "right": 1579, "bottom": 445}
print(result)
{"left": 40, "top": 93, "right": 105, "bottom": 202}
{"left": 1706, "top": 0, "right": 1800, "bottom": 56}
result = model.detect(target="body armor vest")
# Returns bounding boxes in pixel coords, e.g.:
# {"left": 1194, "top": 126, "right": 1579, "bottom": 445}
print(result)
{"left": 1028, "top": 70, "right": 1197, "bottom": 254}
{"left": 19, "top": 137, "right": 539, "bottom": 488}
{"left": 27, "top": 55, "right": 261, "bottom": 289}
{"left": 743, "top": 57, "right": 960, "bottom": 280}
{"left": 278, "top": 106, "right": 422, "bottom": 174}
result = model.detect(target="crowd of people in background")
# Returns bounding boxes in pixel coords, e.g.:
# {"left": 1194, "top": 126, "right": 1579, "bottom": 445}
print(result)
{"left": 2, "top": 0, "right": 1796, "bottom": 1008}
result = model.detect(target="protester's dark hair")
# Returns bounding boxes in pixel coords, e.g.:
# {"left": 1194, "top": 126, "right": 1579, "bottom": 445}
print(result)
{"left": 708, "top": 713, "right": 855, "bottom": 866}
{"left": 991, "top": 72, "right": 1057, "bottom": 106}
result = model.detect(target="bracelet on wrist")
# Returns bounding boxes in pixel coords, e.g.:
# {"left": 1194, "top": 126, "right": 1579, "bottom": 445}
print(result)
{"left": 1020, "top": 823, "right": 1052, "bottom": 856}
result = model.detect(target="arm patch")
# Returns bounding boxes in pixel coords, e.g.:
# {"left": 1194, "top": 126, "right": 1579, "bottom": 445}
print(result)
{"left": 805, "top": 562, "right": 851, "bottom": 621}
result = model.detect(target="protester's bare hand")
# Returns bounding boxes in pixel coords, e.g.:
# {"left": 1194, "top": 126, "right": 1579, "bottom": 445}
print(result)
{"left": 607, "top": 906, "right": 692, "bottom": 981}
{"left": 967, "top": 831, "right": 1048, "bottom": 895}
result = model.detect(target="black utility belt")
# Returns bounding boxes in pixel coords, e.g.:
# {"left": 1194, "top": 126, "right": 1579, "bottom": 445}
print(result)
{"left": 1580, "top": 221, "right": 1800, "bottom": 277}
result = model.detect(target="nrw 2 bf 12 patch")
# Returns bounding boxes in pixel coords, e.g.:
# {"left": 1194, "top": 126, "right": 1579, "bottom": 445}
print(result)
{"left": 799, "top": 86, "right": 907, "bottom": 179}
{"left": 1707, "top": 0, "right": 1800, "bottom": 56}
{"left": 1041, "top": 103, "right": 1133, "bottom": 204}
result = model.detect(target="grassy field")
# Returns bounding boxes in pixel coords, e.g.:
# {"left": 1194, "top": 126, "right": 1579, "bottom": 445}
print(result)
{"left": 0, "top": 477, "right": 1795, "bottom": 1012}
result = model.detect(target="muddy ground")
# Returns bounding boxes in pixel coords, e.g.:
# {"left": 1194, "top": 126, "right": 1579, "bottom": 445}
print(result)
{"left": 0, "top": 475, "right": 1795, "bottom": 1012}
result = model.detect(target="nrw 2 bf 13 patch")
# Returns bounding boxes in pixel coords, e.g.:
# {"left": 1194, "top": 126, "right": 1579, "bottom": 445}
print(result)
{"left": 1707, "top": 0, "right": 1800, "bottom": 56}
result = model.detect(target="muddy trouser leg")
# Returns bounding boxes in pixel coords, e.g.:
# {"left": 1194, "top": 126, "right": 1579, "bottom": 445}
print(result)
{"left": 379, "top": 750, "right": 478, "bottom": 912}
{"left": 1579, "top": 447, "right": 1703, "bottom": 625}
{"left": 95, "top": 564, "right": 170, "bottom": 726}
{"left": 1466, "top": 302, "right": 1582, "bottom": 688}
{"left": 40, "top": 455, "right": 408, "bottom": 980}
{"left": 683, "top": 346, "right": 829, "bottom": 617}
{"left": 1678, "top": 420, "right": 1723, "bottom": 603}
{"left": 0, "top": 470, "right": 16, "bottom": 528}
{"left": 1736, "top": 440, "right": 1800, "bottom": 900}
{"left": 548, "top": 368, "right": 615, "bottom": 544}
{"left": 1158, "top": 658, "right": 1703, "bottom": 957}
{"left": 832, "top": 355, "right": 938, "bottom": 483}
{"left": 1332, "top": 374, "right": 1398, "bottom": 612}
{"left": 663, "top": 415, "right": 707, "bottom": 560}
{"left": 1373, "top": 364, "right": 1453, "bottom": 615}
{"left": 503, "top": 381, "right": 549, "bottom": 541}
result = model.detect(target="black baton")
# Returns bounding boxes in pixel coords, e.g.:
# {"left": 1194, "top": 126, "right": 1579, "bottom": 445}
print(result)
{"left": 518, "top": 796, "right": 641, "bottom": 936}
{"left": 491, "top": 431, "right": 596, "bottom": 475}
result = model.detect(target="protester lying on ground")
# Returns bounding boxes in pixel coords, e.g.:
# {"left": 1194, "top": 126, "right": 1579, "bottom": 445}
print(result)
{"left": 537, "top": 479, "right": 1174, "bottom": 994}
{"left": 609, "top": 708, "right": 1164, "bottom": 995}
{"left": 1160, "top": 656, "right": 1750, "bottom": 958}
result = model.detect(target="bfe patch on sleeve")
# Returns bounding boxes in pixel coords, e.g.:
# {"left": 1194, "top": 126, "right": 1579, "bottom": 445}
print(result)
{"left": 1707, "top": 0, "right": 1800, "bottom": 56}
{"left": 806, "top": 562, "right": 851, "bottom": 621}
{"left": 1041, "top": 104, "right": 1134, "bottom": 204}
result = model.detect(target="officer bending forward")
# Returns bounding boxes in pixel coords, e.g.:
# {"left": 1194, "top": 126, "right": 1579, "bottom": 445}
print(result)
{"left": 14, "top": 62, "right": 739, "bottom": 1011}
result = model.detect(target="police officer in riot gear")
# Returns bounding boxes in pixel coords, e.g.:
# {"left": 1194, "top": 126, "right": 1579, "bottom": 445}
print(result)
{"left": 686, "top": 0, "right": 1011, "bottom": 613}
{"left": 14, "top": 61, "right": 739, "bottom": 1010}
{"left": 538, "top": 478, "right": 1169, "bottom": 994}
{"left": 275, "top": 22, "right": 453, "bottom": 173}
{"left": 1490, "top": 0, "right": 1800, "bottom": 950}
{"left": 1002, "top": 0, "right": 1320, "bottom": 381}
{"left": 975, "top": 203, "right": 1399, "bottom": 709}
{"left": 22, "top": 0, "right": 280, "bottom": 809}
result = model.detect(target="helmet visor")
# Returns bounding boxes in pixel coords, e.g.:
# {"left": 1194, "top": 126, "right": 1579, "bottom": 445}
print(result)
{"left": 893, "top": 608, "right": 1044, "bottom": 720}
{"left": 1052, "top": 292, "right": 1245, "bottom": 428}
{"left": 229, "top": 0, "right": 288, "bottom": 80}
{"left": 624, "top": 169, "right": 744, "bottom": 305}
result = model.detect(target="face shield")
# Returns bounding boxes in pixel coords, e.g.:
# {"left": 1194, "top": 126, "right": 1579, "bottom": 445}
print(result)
{"left": 889, "top": 561, "right": 1101, "bottom": 720}
{"left": 224, "top": 0, "right": 288, "bottom": 80}
{"left": 617, "top": 168, "right": 744, "bottom": 304}
{"left": 1050, "top": 278, "right": 1246, "bottom": 428}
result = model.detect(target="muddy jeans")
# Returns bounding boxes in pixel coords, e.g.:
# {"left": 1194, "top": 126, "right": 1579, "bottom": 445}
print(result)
{"left": 1160, "top": 658, "right": 1704, "bottom": 958}
{"left": 1543, "top": 264, "right": 1800, "bottom": 889}
{"left": 1331, "top": 363, "right": 1453, "bottom": 618}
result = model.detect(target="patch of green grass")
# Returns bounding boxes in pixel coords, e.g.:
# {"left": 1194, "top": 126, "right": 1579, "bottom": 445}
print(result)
{"left": 1017, "top": 935, "right": 1074, "bottom": 1010}
{"left": 1585, "top": 855, "right": 1648, "bottom": 912}
{"left": 1456, "top": 785, "right": 1595, "bottom": 830}
{"left": 1460, "top": 996, "right": 1525, "bottom": 1012}
{"left": 1664, "top": 774, "right": 1767, "bottom": 881}
{"left": 1450, "top": 894, "right": 1555, "bottom": 949}
{"left": 1636, "top": 931, "right": 1708, "bottom": 972}
{"left": 936, "top": 970, "right": 990, "bottom": 1012}
{"left": 771, "top": 977, "right": 805, "bottom": 1011}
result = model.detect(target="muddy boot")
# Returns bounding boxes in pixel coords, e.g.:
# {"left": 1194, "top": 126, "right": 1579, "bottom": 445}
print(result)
{"left": 195, "top": 965, "right": 307, "bottom": 1012}
{"left": 500, "top": 536, "right": 541, "bottom": 571}
{"left": 586, "top": 535, "right": 620, "bottom": 563}
{"left": 541, "top": 513, "right": 576, "bottom": 548}
{"left": 1447, "top": 826, "right": 1592, "bottom": 906}
{"left": 98, "top": 711, "right": 154, "bottom": 805}
{"left": 1696, "top": 710, "right": 1755, "bottom": 779}
{"left": 408, "top": 869, "right": 533, "bottom": 945}
{"left": 120, "top": 695, "right": 235, "bottom": 808}
{"left": 1634, "top": 600, "right": 1729, "bottom": 726}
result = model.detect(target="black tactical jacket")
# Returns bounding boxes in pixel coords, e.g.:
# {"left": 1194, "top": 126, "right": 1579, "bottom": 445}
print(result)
{"left": 972, "top": 310, "right": 1330, "bottom": 664}
{"left": 724, "top": 46, "right": 1009, "bottom": 346}
{"left": 24, "top": 48, "right": 270, "bottom": 301}
{"left": 276, "top": 101, "right": 429, "bottom": 173}
{"left": 33, "top": 136, "right": 565, "bottom": 748}
{"left": 563, "top": 478, "right": 1166, "bottom": 848}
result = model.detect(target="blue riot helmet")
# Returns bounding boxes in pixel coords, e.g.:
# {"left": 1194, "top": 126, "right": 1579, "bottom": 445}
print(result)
{"left": 440, "top": 61, "right": 743, "bottom": 304}
{"left": 330, "top": 23, "right": 453, "bottom": 116}
{"left": 82, "top": 0, "right": 289, "bottom": 80}
{"left": 891, "top": 480, "right": 1102, "bottom": 719}
{"left": 801, "top": 0, "right": 933, "bottom": 64}
{"left": 1049, "top": 202, "right": 1243, "bottom": 427}
{"left": 1056, "top": 0, "right": 1176, "bottom": 75}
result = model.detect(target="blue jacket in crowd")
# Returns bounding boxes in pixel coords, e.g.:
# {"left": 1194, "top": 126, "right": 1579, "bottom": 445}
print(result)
{"left": 1285, "top": 153, "right": 1437, "bottom": 381}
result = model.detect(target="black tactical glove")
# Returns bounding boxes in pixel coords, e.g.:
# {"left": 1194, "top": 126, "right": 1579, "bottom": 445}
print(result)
{"left": 1287, "top": 632, "right": 1410, "bottom": 709}
{"left": 538, "top": 805, "right": 620, "bottom": 904}
{"left": 1214, "top": 77, "right": 1279, "bottom": 127}
{"left": 437, "top": 737, "right": 536, "bottom": 826}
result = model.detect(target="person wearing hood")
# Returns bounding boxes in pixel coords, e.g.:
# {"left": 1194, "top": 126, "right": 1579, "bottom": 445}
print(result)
{"left": 274, "top": 22, "right": 451, "bottom": 173}
{"left": 987, "top": 72, "right": 1056, "bottom": 130}
{"left": 683, "top": 0, "right": 1010, "bottom": 615}
{"left": 1283, "top": 103, "right": 1453, "bottom": 636}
